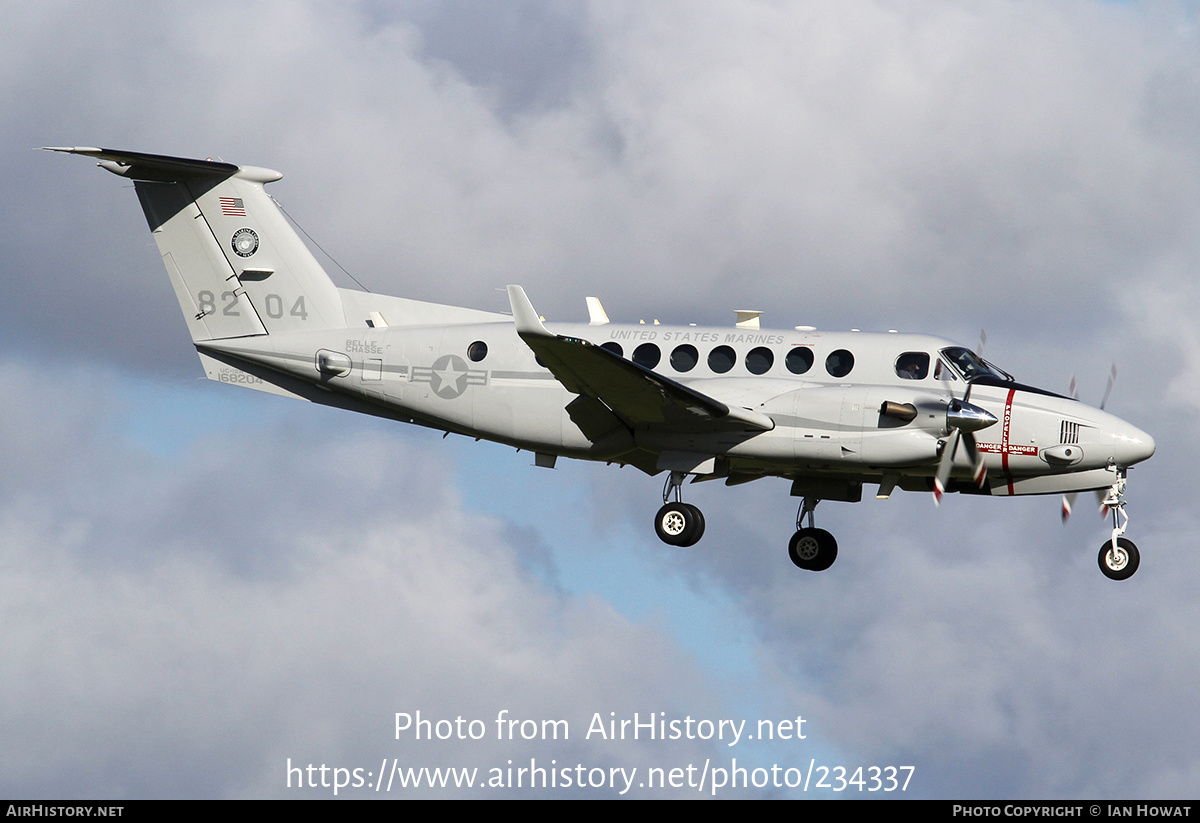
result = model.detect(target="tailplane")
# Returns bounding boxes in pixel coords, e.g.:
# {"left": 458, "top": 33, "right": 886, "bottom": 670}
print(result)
{"left": 45, "top": 147, "right": 345, "bottom": 340}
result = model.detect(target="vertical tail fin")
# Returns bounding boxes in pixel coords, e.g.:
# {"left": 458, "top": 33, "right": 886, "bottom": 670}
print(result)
{"left": 46, "top": 147, "right": 345, "bottom": 340}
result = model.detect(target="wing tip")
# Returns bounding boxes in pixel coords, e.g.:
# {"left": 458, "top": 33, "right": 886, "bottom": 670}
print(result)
{"left": 507, "top": 285, "right": 550, "bottom": 336}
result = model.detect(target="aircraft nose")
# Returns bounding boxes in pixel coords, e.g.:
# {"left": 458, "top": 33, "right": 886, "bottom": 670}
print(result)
{"left": 1111, "top": 418, "right": 1155, "bottom": 467}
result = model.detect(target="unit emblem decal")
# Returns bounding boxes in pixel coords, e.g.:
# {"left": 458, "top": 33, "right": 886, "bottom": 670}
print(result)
{"left": 231, "top": 228, "right": 259, "bottom": 258}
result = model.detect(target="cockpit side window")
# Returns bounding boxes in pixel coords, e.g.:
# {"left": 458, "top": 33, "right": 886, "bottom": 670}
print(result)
{"left": 895, "top": 352, "right": 929, "bottom": 380}
{"left": 939, "top": 346, "right": 1010, "bottom": 381}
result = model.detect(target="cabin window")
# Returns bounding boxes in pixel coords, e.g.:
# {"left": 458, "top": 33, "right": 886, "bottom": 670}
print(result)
{"left": 708, "top": 345, "right": 736, "bottom": 373}
{"left": 670, "top": 344, "right": 699, "bottom": 372}
{"left": 467, "top": 341, "right": 488, "bottom": 362}
{"left": 632, "top": 343, "right": 661, "bottom": 369}
{"left": 785, "top": 347, "right": 814, "bottom": 374}
{"left": 826, "top": 349, "right": 854, "bottom": 377}
{"left": 600, "top": 342, "right": 623, "bottom": 357}
{"left": 746, "top": 347, "right": 774, "bottom": 375}
{"left": 894, "top": 352, "right": 928, "bottom": 380}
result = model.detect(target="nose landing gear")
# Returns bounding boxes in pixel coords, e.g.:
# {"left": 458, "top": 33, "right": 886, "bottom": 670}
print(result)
{"left": 1098, "top": 467, "right": 1140, "bottom": 580}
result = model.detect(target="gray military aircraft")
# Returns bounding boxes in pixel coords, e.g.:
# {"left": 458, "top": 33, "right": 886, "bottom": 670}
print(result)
{"left": 49, "top": 147, "right": 1156, "bottom": 579}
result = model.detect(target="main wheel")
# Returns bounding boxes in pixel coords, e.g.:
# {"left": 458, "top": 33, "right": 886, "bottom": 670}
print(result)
{"left": 1099, "top": 537, "right": 1140, "bottom": 580}
{"left": 788, "top": 527, "right": 838, "bottom": 571}
{"left": 655, "top": 503, "right": 704, "bottom": 547}
{"left": 677, "top": 504, "right": 705, "bottom": 547}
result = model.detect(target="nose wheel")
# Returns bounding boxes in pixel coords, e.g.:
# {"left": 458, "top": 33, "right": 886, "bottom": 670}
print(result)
{"left": 1099, "top": 537, "right": 1139, "bottom": 580}
{"left": 1097, "top": 466, "right": 1140, "bottom": 580}
{"left": 654, "top": 471, "right": 705, "bottom": 547}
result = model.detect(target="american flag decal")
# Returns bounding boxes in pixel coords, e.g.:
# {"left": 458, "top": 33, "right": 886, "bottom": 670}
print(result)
{"left": 219, "top": 196, "right": 246, "bottom": 216}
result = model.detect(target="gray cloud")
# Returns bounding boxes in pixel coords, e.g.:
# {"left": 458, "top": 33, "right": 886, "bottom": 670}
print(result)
{"left": 0, "top": 363, "right": 736, "bottom": 798}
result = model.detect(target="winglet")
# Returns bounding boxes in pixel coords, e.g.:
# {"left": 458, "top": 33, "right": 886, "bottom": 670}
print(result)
{"left": 507, "top": 285, "right": 551, "bottom": 337}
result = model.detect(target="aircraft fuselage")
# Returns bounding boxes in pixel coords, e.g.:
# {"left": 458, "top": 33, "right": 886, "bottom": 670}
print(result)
{"left": 197, "top": 310, "right": 1153, "bottom": 501}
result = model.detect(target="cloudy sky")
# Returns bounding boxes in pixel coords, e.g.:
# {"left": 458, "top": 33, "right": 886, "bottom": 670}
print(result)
{"left": 3, "top": 0, "right": 1199, "bottom": 799}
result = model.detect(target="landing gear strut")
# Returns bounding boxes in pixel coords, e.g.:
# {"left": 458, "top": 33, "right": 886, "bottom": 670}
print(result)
{"left": 654, "top": 471, "right": 705, "bottom": 547}
{"left": 789, "top": 497, "right": 837, "bottom": 571}
{"left": 1098, "top": 467, "right": 1140, "bottom": 580}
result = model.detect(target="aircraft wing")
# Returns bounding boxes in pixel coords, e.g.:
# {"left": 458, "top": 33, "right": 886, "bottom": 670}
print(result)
{"left": 507, "top": 286, "right": 774, "bottom": 433}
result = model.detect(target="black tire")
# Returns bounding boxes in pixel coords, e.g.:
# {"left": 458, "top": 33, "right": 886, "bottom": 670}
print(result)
{"left": 677, "top": 504, "right": 706, "bottom": 547}
{"left": 655, "top": 503, "right": 698, "bottom": 546}
{"left": 788, "top": 528, "right": 838, "bottom": 571}
{"left": 1099, "top": 537, "right": 1140, "bottom": 580}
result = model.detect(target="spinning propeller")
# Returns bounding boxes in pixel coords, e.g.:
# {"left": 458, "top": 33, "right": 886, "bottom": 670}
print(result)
{"left": 933, "top": 381, "right": 997, "bottom": 505}
{"left": 1061, "top": 363, "right": 1118, "bottom": 524}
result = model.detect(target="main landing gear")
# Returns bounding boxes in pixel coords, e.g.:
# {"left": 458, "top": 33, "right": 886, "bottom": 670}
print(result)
{"left": 651, "top": 476, "right": 838, "bottom": 572}
{"left": 654, "top": 472, "right": 705, "bottom": 547}
{"left": 1098, "top": 468, "right": 1140, "bottom": 581}
{"left": 788, "top": 497, "right": 837, "bottom": 572}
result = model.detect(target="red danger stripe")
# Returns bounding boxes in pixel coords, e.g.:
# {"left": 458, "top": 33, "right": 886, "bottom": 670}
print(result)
{"left": 1002, "top": 388, "right": 1016, "bottom": 494}
{"left": 976, "top": 389, "right": 1022, "bottom": 494}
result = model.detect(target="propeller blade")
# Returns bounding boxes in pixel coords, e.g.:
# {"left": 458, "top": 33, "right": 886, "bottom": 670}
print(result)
{"left": 1062, "top": 492, "right": 1077, "bottom": 524}
{"left": 934, "top": 431, "right": 960, "bottom": 506}
{"left": 962, "top": 432, "right": 987, "bottom": 487}
{"left": 1064, "top": 490, "right": 1108, "bottom": 523}
{"left": 1068, "top": 375, "right": 1078, "bottom": 400}
{"left": 1100, "top": 363, "right": 1117, "bottom": 410}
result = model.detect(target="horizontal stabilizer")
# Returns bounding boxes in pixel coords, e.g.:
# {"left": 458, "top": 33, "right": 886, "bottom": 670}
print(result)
{"left": 42, "top": 146, "right": 243, "bottom": 179}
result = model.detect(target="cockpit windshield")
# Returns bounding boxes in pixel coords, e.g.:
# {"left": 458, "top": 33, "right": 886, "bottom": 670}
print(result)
{"left": 939, "top": 347, "right": 1013, "bottom": 382}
